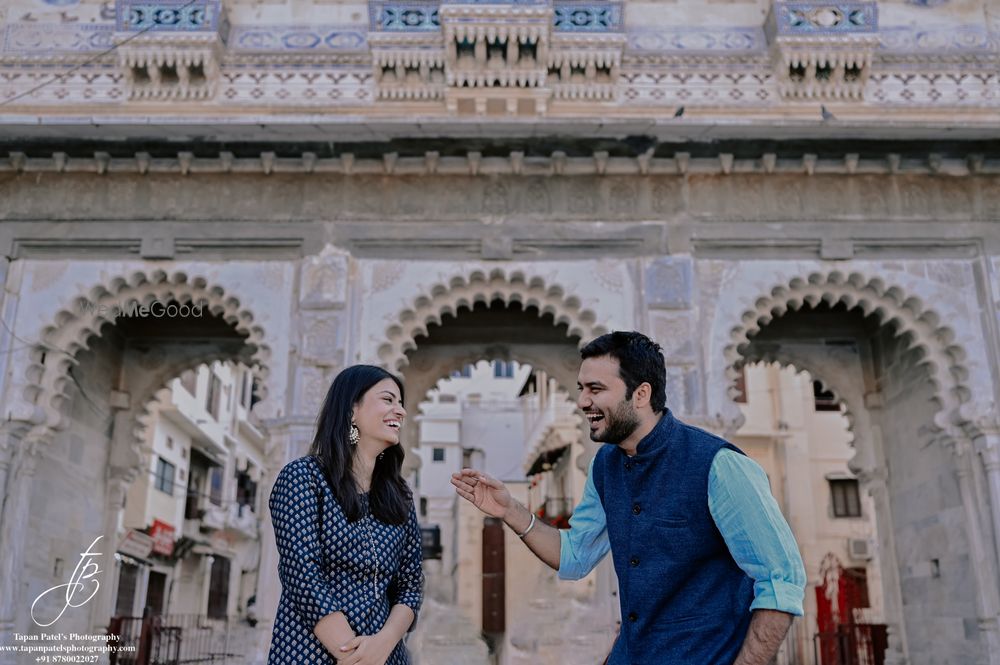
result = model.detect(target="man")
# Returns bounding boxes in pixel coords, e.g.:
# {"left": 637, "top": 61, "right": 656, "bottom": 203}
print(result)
{"left": 451, "top": 331, "right": 806, "bottom": 665}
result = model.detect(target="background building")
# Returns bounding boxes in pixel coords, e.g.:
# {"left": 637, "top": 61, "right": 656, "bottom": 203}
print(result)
{"left": 113, "top": 362, "right": 264, "bottom": 660}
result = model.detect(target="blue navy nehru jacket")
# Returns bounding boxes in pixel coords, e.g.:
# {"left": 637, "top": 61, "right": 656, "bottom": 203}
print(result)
{"left": 567, "top": 410, "right": 805, "bottom": 665}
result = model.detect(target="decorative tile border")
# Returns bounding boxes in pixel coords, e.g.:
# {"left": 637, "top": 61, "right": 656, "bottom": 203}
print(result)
{"left": 219, "top": 68, "right": 374, "bottom": 106}
{"left": 439, "top": 0, "right": 546, "bottom": 4}
{"left": 627, "top": 27, "right": 765, "bottom": 53}
{"left": 1, "top": 22, "right": 114, "bottom": 55}
{"left": 773, "top": 1, "right": 877, "bottom": 36}
{"left": 229, "top": 25, "right": 368, "bottom": 52}
{"left": 369, "top": 0, "right": 441, "bottom": 32}
{"left": 878, "top": 25, "right": 997, "bottom": 54}
{"left": 116, "top": 0, "right": 223, "bottom": 32}
{"left": 553, "top": 2, "right": 623, "bottom": 32}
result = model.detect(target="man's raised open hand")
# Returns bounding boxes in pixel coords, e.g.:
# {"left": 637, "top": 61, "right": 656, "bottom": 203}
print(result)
{"left": 450, "top": 469, "right": 511, "bottom": 519}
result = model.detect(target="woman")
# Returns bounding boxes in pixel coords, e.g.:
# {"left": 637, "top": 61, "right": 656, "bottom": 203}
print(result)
{"left": 269, "top": 365, "right": 423, "bottom": 665}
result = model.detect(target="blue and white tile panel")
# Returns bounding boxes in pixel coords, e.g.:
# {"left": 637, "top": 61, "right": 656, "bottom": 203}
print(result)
{"left": 116, "top": 0, "right": 223, "bottom": 32}
{"left": 773, "top": 2, "right": 878, "bottom": 36}
{"left": 228, "top": 26, "right": 368, "bottom": 52}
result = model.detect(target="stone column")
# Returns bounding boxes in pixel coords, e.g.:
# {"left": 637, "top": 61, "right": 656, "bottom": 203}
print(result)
{"left": 854, "top": 399, "right": 908, "bottom": 665}
{"left": 88, "top": 471, "right": 131, "bottom": 633}
{"left": 0, "top": 444, "right": 13, "bottom": 532}
{"left": 945, "top": 436, "right": 1000, "bottom": 664}
{"left": 972, "top": 426, "right": 1000, "bottom": 573}
{"left": 88, "top": 395, "right": 139, "bottom": 634}
{"left": 0, "top": 439, "right": 39, "bottom": 661}
{"left": 855, "top": 465, "right": 908, "bottom": 665}
{"left": 252, "top": 418, "right": 313, "bottom": 662}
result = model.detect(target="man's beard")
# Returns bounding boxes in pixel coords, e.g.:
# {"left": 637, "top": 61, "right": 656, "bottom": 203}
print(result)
{"left": 593, "top": 398, "right": 641, "bottom": 445}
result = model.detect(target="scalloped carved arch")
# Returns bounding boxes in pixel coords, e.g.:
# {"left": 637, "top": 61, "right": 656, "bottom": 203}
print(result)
{"left": 723, "top": 271, "right": 971, "bottom": 432}
{"left": 378, "top": 268, "right": 609, "bottom": 373}
{"left": 24, "top": 270, "right": 272, "bottom": 439}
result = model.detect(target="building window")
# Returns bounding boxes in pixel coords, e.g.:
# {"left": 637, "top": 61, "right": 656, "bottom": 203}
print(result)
{"left": 432, "top": 448, "right": 445, "bottom": 462}
{"left": 420, "top": 497, "right": 428, "bottom": 517}
{"left": 165, "top": 436, "right": 174, "bottom": 450}
{"left": 814, "top": 380, "right": 840, "bottom": 412}
{"left": 154, "top": 457, "right": 175, "bottom": 496}
{"left": 206, "top": 374, "right": 222, "bottom": 420}
{"left": 114, "top": 562, "right": 140, "bottom": 617}
{"left": 493, "top": 360, "right": 514, "bottom": 378}
{"left": 145, "top": 571, "right": 167, "bottom": 616}
{"left": 240, "top": 370, "right": 252, "bottom": 408}
{"left": 236, "top": 469, "right": 258, "bottom": 515}
{"left": 209, "top": 466, "right": 224, "bottom": 506}
{"left": 451, "top": 365, "right": 472, "bottom": 378}
{"left": 830, "top": 478, "right": 862, "bottom": 518}
{"left": 733, "top": 366, "right": 747, "bottom": 404}
{"left": 207, "top": 556, "right": 231, "bottom": 619}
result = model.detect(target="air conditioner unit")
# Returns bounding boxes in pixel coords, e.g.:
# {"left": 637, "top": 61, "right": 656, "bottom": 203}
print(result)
{"left": 848, "top": 538, "right": 873, "bottom": 561}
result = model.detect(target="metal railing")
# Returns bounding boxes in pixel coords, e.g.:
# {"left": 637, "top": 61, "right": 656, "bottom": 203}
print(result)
{"left": 813, "top": 624, "right": 888, "bottom": 665}
{"left": 108, "top": 613, "right": 252, "bottom": 665}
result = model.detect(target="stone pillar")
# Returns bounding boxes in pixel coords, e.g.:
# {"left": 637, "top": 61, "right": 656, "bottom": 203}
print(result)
{"left": 973, "top": 427, "right": 1000, "bottom": 574}
{"left": 855, "top": 465, "right": 908, "bottom": 665}
{"left": 0, "top": 444, "right": 13, "bottom": 531}
{"left": 854, "top": 399, "right": 908, "bottom": 665}
{"left": 89, "top": 394, "right": 139, "bottom": 633}
{"left": 0, "top": 439, "right": 38, "bottom": 662}
{"left": 252, "top": 418, "right": 313, "bottom": 662}
{"left": 88, "top": 471, "right": 131, "bottom": 633}
{"left": 945, "top": 436, "right": 1000, "bottom": 664}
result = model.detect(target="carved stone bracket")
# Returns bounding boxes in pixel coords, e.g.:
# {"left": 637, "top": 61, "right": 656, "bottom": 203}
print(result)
{"left": 765, "top": 1, "right": 878, "bottom": 100}
{"left": 368, "top": 0, "right": 625, "bottom": 112}
{"left": 115, "top": 0, "right": 227, "bottom": 101}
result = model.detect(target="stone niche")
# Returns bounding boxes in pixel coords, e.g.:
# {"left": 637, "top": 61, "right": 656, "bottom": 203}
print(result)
{"left": 765, "top": 1, "right": 879, "bottom": 100}
{"left": 368, "top": 0, "right": 625, "bottom": 114}
{"left": 115, "top": 0, "right": 227, "bottom": 101}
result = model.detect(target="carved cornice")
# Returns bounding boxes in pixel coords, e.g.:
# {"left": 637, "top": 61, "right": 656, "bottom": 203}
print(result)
{"left": 2, "top": 149, "right": 995, "bottom": 177}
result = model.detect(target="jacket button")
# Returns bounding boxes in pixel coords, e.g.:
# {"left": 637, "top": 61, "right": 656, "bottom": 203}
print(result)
{"left": 632, "top": 504, "right": 641, "bottom": 515}
{"left": 624, "top": 461, "right": 631, "bottom": 470}
{"left": 630, "top": 557, "right": 639, "bottom": 567}
{"left": 628, "top": 612, "right": 637, "bottom": 622}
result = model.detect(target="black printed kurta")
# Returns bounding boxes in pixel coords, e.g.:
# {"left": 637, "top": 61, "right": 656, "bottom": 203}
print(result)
{"left": 268, "top": 455, "right": 423, "bottom": 664}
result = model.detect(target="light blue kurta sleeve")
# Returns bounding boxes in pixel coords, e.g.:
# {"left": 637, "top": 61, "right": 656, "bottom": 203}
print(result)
{"left": 558, "top": 457, "right": 612, "bottom": 581}
{"left": 708, "top": 448, "right": 807, "bottom": 615}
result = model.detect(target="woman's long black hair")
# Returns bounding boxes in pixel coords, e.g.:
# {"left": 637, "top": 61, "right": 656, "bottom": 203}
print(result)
{"left": 310, "top": 364, "right": 411, "bottom": 525}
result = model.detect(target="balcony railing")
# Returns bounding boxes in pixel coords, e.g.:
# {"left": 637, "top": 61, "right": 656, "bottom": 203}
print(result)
{"left": 813, "top": 624, "right": 888, "bottom": 665}
{"left": 108, "top": 613, "right": 253, "bottom": 665}
{"left": 536, "top": 496, "right": 572, "bottom": 529}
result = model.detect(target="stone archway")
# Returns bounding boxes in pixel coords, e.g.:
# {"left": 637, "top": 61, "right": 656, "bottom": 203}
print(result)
{"left": 714, "top": 270, "right": 1000, "bottom": 665}
{"left": 0, "top": 269, "right": 273, "bottom": 648}
{"left": 377, "top": 268, "right": 608, "bottom": 470}
{"left": 378, "top": 267, "right": 607, "bottom": 373}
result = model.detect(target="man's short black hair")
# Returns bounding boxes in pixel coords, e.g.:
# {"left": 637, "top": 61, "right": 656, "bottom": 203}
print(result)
{"left": 580, "top": 331, "right": 667, "bottom": 414}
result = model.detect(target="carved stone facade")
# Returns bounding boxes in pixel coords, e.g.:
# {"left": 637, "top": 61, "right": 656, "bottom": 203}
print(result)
{"left": 0, "top": 0, "right": 995, "bottom": 114}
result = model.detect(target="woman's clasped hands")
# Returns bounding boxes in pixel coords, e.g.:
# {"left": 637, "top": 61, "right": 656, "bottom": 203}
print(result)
{"left": 335, "top": 632, "right": 397, "bottom": 665}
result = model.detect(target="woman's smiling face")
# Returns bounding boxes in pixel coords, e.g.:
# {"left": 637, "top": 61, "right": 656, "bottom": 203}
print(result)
{"left": 353, "top": 378, "right": 406, "bottom": 447}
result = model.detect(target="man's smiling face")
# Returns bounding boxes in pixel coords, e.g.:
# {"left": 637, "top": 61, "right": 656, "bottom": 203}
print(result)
{"left": 577, "top": 355, "right": 641, "bottom": 445}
